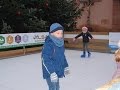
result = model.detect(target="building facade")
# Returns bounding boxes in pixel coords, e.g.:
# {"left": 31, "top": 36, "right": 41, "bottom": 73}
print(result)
{"left": 76, "top": 0, "right": 120, "bottom": 32}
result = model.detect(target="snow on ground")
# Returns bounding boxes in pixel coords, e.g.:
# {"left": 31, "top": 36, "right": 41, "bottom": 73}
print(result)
{"left": 0, "top": 50, "right": 116, "bottom": 90}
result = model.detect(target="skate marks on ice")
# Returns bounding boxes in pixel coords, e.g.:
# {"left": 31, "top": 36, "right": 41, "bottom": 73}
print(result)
{"left": 0, "top": 53, "right": 48, "bottom": 90}
{"left": 0, "top": 50, "right": 116, "bottom": 90}
{"left": 61, "top": 50, "right": 116, "bottom": 90}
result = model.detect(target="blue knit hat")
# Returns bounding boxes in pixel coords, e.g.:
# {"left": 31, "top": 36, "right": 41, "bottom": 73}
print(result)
{"left": 49, "top": 23, "right": 64, "bottom": 33}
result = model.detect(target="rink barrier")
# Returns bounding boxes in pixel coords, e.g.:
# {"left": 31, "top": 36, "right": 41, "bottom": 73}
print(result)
{"left": 64, "top": 38, "right": 110, "bottom": 53}
{"left": 64, "top": 32, "right": 109, "bottom": 35}
{"left": 0, "top": 46, "right": 42, "bottom": 59}
{"left": 64, "top": 32, "right": 120, "bottom": 53}
{"left": 0, "top": 38, "right": 109, "bottom": 59}
{"left": 0, "top": 32, "right": 47, "bottom": 59}
{"left": 0, "top": 32, "right": 110, "bottom": 59}
{"left": 0, "top": 32, "right": 48, "bottom": 49}
{"left": 64, "top": 32, "right": 110, "bottom": 53}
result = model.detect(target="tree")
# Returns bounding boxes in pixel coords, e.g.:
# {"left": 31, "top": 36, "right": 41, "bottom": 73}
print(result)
{"left": 0, "top": 0, "right": 25, "bottom": 33}
{"left": 0, "top": 0, "right": 44, "bottom": 33}
{"left": 38, "top": 0, "right": 82, "bottom": 31}
{"left": 0, "top": 0, "right": 82, "bottom": 33}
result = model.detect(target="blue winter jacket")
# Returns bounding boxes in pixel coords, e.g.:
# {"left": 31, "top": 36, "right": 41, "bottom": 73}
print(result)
{"left": 41, "top": 36, "right": 68, "bottom": 79}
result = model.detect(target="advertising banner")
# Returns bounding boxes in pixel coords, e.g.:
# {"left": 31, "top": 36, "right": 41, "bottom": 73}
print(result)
{"left": 0, "top": 32, "right": 48, "bottom": 49}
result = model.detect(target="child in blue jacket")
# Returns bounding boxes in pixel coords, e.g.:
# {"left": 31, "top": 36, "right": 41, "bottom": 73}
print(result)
{"left": 41, "top": 23, "right": 69, "bottom": 90}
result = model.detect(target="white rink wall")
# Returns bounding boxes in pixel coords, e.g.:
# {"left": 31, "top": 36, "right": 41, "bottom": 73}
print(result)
{"left": 64, "top": 34, "right": 109, "bottom": 40}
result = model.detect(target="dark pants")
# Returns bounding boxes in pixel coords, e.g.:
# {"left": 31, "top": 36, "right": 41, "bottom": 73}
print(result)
{"left": 83, "top": 42, "right": 90, "bottom": 54}
{"left": 46, "top": 78, "right": 60, "bottom": 90}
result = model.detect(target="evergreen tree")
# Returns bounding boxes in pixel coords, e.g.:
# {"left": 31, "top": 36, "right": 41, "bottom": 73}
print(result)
{"left": 0, "top": 0, "right": 82, "bottom": 33}
{"left": 21, "top": 0, "right": 48, "bottom": 32}
{"left": 38, "top": 0, "right": 82, "bottom": 31}
{"left": 0, "top": 0, "right": 25, "bottom": 33}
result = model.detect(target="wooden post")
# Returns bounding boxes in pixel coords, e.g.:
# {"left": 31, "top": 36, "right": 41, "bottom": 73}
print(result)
{"left": 23, "top": 45, "right": 26, "bottom": 55}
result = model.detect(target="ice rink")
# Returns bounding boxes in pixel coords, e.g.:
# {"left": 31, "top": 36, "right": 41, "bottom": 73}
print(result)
{"left": 0, "top": 50, "right": 116, "bottom": 90}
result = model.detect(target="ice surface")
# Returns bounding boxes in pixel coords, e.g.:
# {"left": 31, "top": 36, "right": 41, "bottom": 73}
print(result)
{"left": 0, "top": 50, "right": 116, "bottom": 90}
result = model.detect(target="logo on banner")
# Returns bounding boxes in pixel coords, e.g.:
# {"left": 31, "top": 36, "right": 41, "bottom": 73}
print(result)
{"left": 0, "top": 36, "right": 5, "bottom": 45}
{"left": 33, "top": 35, "right": 41, "bottom": 42}
{"left": 23, "top": 35, "right": 28, "bottom": 42}
{"left": 7, "top": 35, "right": 13, "bottom": 44}
{"left": 33, "top": 34, "right": 47, "bottom": 42}
{"left": 15, "top": 35, "right": 21, "bottom": 43}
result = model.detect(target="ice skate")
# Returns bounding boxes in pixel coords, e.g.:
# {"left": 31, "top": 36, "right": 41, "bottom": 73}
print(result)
{"left": 88, "top": 52, "right": 91, "bottom": 57}
{"left": 81, "top": 54, "right": 86, "bottom": 58}
{"left": 81, "top": 52, "right": 86, "bottom": 58}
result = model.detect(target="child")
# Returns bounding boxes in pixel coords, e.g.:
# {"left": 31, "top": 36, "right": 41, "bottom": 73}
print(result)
{"left": 112, "top": 41, "right": 120, "bottom": 79}
{"left": 41, "top": 23, "right": 69, "bottom": 90}
{"left": 73, "top": 26, "right": 93, "bottom": 58}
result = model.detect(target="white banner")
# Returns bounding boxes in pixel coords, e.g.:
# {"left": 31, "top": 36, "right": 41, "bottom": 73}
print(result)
{"left": 0, "top": 32, "right": 48, "bottom": 49}
{"left": 109, "top": 32, "right": 120, "bottom": 50}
